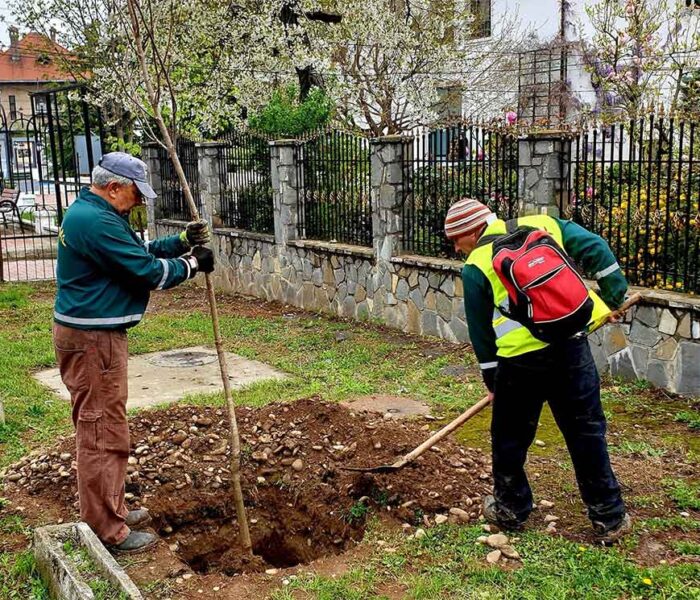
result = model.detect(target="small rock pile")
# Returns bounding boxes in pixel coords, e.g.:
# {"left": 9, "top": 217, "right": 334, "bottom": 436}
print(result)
{"left": 478, "top": 528, "right": 522, "bottom": 564}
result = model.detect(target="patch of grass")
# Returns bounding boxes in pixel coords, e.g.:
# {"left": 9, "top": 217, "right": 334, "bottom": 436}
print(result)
{"left": 672, "top": 540, "right": 700, "bottom": 556}
{"left": 639, "top": 516, "right": 700, "bottom": 533}
{"left": 0, "top": 551, "right": 49, "bottom": 599}
{"left": 0, "top": 515, "right": 27, "bottom": 535}
{"left": 273, "top": 568, "right": 386, "bottom": 600}
{"left": 663, "top": 479, "right": 700, "bottom": 511}
{"left": 675, "top": 411, "right": 700, "bottom": 430}
{"left": 0, "top": 285, "right": 30, "bottom": 310}
{"left": 278, "top": 524, "right": 700, "bottom": 599}
{"left": 630, "top": 494, "right": 664, "bottom": 509}
{"left": 344, "top": 501, "right": 370, "bottom": 525}
{"left": 610, "top": 440, "right": 666, "bottom": 458}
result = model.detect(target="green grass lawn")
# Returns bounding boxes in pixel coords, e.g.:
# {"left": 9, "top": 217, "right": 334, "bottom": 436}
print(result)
{"left": 0, "top": 282, "right": 698, "bottom": 599}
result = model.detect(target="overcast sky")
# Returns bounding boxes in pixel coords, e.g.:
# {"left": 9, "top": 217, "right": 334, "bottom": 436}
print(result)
{"left": 0, "top": 2, "right": 14, "bottom": 48}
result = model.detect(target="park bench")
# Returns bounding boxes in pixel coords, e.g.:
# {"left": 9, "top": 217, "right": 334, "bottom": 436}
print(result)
{"left": 0, "top": 188, "right": 25, "bottom": 232}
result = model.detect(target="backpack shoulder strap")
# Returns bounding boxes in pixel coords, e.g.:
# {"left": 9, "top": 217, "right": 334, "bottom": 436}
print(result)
{"left": 476, "top": 234, "right": 501, "bottom": 248}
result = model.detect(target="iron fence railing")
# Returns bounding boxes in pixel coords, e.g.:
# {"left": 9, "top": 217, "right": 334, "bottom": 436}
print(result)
{"left": 402, "top": 123, "right": 519, "bottom": 258}
{"left": 565, "top": 116, "right": 700, "bottom": 294}
{"left": 155, "top": 139, "right": 201, "bottom": 221}
{"left": 217, "top": 130, "right": 274, "bottom": 234}
{"left": 296, "top": 130, "right": 372, "bottom": 247}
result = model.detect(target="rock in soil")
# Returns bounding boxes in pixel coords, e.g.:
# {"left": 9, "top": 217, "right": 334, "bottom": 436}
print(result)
{"left": 500, "top": 544, "right": 521, "bottom": 560}
{"left": 486, "top": 533, "right": 509, "bottom": 548}
{"left": 486, "top": 549, "right": 502, "bottom": 564}
{"left": 2, "top": 397, "right": 491, "bottom": 577}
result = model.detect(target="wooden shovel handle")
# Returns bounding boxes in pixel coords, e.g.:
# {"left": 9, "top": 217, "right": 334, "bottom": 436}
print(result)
{"left": 609, "top": 292, "right": 642, "bottom": 322}
{"left": 394, "top": 395, "right": 492, "bottom": 469}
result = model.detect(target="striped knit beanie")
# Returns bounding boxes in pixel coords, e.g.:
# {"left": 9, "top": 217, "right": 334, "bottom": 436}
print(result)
{"left": 444, "top": 198, "right": 494, "bottom": 240}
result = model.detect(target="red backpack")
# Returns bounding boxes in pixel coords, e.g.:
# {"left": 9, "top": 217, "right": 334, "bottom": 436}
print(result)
{"left": 482, "top": 220, "right": 593, "bottom": 344}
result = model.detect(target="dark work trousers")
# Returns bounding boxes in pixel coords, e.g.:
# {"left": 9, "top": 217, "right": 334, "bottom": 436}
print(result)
{"left": 492, "top": 336, "right": 625, "bottom": 528}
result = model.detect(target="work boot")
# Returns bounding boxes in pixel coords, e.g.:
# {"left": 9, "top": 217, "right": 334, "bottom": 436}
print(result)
{"left": 109, "top": 530, "right": 158, "bottom": 554}
{"left": 592, "top": 512, "right": 632, "bottom": 543}
{"left": 125, "top": 508, "right": 151, "bottom": 528}
{"left": 482, "top": 495, "right": 524, "bottom": 531}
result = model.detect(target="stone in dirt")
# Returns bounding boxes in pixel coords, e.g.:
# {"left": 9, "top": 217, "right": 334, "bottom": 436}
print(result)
{"left": 434, "top": 514, "right": 449, "bottom": 525}
{"left": 486, "top": 549, "right": 502, "bottom": 564}
{"left": 449, "top": 507, "right": 470, "bottom": 523}
{"left": 544, "top": 514, "right": 559, "bottom": 523}
{"left": 500, "top": 545, "right": 520, "bottom": 560}
{"left": 538, "top": 499, "right": 554, "bottom": 509}
{"left": 486, "top": 533, "right": 509, "bottom": 548}
{"left": 534, "top": 440, "right": 546, "bottom": 447}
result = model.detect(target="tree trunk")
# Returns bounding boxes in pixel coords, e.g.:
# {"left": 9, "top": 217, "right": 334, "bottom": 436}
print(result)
{"left": 125, "top": 0, "right": 252, "bottom": 554}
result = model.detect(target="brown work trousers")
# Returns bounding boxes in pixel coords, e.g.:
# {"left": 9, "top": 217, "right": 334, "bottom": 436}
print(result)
{"left": 53, "top": 323, "right": 130, "bottom": 545}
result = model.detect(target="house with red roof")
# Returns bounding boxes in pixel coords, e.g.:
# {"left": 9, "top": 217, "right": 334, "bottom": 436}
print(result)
{"left": 0, "top": 26, "right": 74, "bottom": 122}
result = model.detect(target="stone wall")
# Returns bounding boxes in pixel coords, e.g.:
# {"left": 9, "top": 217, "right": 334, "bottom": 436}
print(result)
{"left": 589, "top": 293, "right": 700, "bottom": 395}
{"left": 148, "top": 138, "right": 700, "bottom": 397}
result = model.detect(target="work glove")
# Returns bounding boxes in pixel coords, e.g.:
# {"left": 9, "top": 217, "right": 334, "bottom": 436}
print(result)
{"left": 182, "top": 246, "right": 215, "bottom": 277}
{"left": 180, "top": 219, "right": 211, "bottom": 247}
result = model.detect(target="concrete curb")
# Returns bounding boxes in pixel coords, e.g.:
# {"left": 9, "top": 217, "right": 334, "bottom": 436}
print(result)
{"left": 34, "top": 522, "right": 143, "bottom": 599}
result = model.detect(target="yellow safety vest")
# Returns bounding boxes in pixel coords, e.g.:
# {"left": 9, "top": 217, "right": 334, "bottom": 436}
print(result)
{"left": 465, "top": 215, "right": 612, "bottom": 359}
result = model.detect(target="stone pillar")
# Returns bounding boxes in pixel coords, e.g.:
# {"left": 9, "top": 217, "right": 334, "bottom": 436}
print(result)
{"left": 141, "top": 143, "right": 163, "bottom": 240}
{"left": 270, "top": 140, "right": 300, "bottom": 246}
{"left": 518, "top": 132, "right": 570, "bottom": 217}
{"left": 370, "top": 135, "right": 408, "bottom": 318}
{"left": 370, "top": 135, "right": 407, "bottom": 261}
{"left": 196, "top": 142, "right": 224, "bottom": 229}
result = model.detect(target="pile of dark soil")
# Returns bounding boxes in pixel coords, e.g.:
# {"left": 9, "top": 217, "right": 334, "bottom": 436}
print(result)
{"left": 3, "top": 397, "right": 491, "bottom": 575}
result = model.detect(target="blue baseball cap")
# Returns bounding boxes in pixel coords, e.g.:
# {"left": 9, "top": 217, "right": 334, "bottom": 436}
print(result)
{"left": 98, "top": 152, "right": 157, "bottom": 199}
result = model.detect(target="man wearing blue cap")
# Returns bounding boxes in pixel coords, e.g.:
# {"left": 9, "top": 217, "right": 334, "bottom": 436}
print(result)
{"left": 53, "top": 152, "right": 214, "bottom": 552}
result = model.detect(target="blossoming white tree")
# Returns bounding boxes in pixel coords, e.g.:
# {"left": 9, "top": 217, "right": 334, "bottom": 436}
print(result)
{"left": 585, "top": 0, "right": 700, "bottom": 119}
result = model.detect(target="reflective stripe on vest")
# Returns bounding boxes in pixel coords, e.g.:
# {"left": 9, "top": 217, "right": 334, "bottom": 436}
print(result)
{"left": 465, "top": 215, "right": 611, "bottom": 358}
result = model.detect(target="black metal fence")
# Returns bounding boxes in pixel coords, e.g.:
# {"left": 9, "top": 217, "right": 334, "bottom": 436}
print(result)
{"left": 217, "top": 130, "right": 273, "bottom": 234}
{"left": 565, "top": 115, "right": 700, "bottom": 294}
{"left": 297, "top": 130, "right": 372, "bottom": 247}
{"left": 155, "top": 139, "right": 201, "bottom": 221}
{"left": 0, "top": 85, "right": 111, "bottom": 282}
{"left": 402, "top": 123, "right": 519, "bottom": 258}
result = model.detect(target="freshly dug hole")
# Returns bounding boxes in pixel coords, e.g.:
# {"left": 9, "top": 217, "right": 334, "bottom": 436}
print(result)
{"left": 154, "top": 486, "right": 362, "bottom": 575}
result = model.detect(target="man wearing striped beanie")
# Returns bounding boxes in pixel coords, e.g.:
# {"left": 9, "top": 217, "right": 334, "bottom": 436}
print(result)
{"left": 444, "top": 198, "right": 496, "bottom": 256}
{"left": 445, "top": 198, "right": 630, "bottom": 542}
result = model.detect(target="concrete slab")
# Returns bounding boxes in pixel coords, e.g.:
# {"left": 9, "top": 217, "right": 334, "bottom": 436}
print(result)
{"left": 341, "top": 394, "right": 431, "bottom": 418}
{"left": 34, "top": 346, "right": 287, "bottom": 410}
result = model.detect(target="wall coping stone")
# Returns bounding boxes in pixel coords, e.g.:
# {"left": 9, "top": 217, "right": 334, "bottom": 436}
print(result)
{"left": 269, "top": 139, "right": 298, "bottom": 146}
{"left": 213, "top": 228, "right": 275, "bottom": 243}
{"left": 371, "top": 135, "right": 406, "bottom": 144}
{"left": 627, "top": 286, "right": 700, "bottom": 312}
{"left": 195, "top": 141, "right": 227, "bottom": 148}
{"left": 392, "top": 254, "right": 462, "bottom": 274}
{"left": 288, "top": 239, "right": 374, "bottom": 259}
{"left": 519, "top": 130, "right": 568, "bottom": 139}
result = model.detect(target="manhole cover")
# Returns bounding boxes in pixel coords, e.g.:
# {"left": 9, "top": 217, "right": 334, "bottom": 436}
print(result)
{"left": 146, "top": 350, "right": 218, "bottom": 368}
